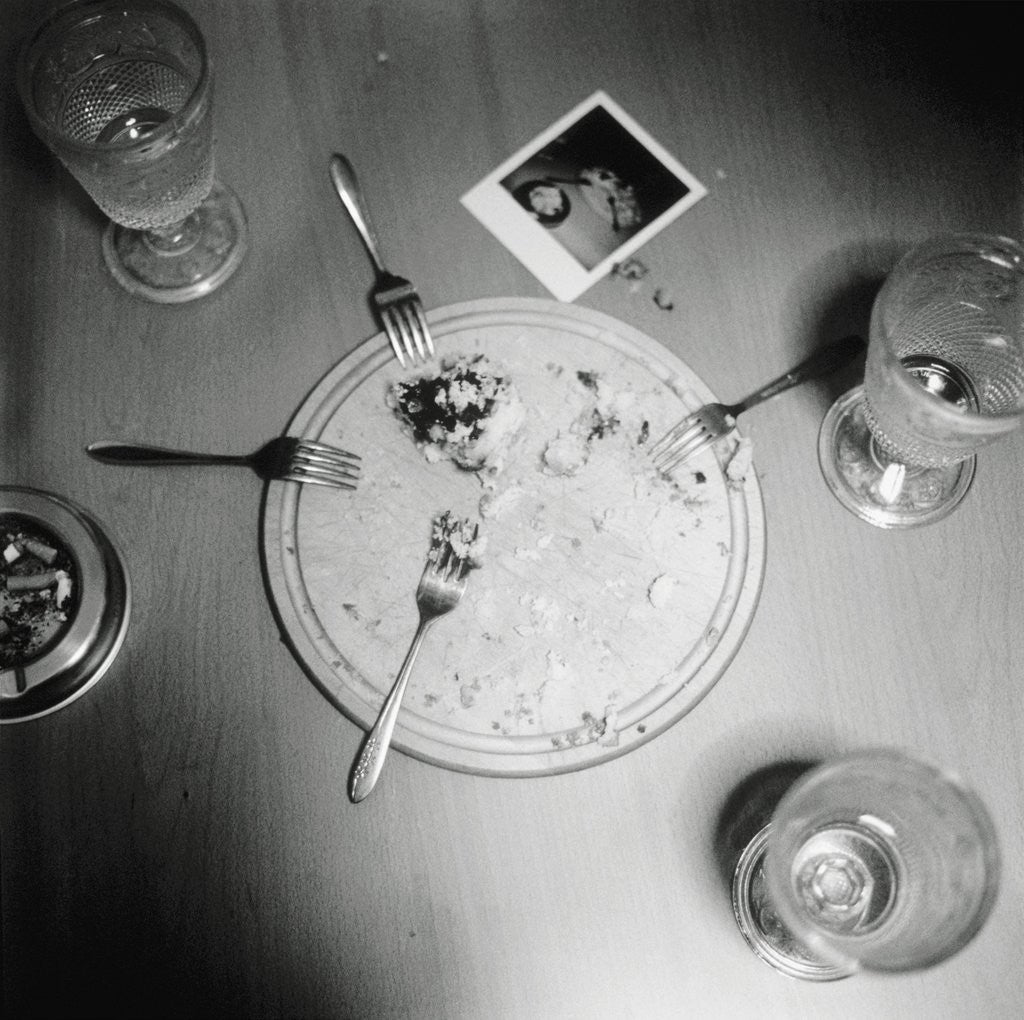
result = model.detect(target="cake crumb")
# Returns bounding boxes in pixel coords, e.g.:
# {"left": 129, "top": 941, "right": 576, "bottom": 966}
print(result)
{"left": 647, "top": 574, "right": 677, "bottom": 608}
{"left": 542, "top": 432, "right": 589, "bottom": 476}
{"left": 597, "top": 706, "right": 620, "bottom": 747}
{"left": 430, "top": 511, "right": 486, "bottom": 567}
{"left": 479, "top": 483, "right": 524, "bottom": 520}
{"left": 726, "top": 437, "right": 753, "bottom": 482}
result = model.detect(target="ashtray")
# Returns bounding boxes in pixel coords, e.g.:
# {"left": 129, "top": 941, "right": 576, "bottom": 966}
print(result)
{"left": 1, "top": 486, "right": 130, "bottom": 723}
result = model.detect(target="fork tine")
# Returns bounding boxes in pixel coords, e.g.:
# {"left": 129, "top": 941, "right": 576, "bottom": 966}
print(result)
{"left": 395, "top": 302, "right": 427, "bottom": 362}
{"left": 282, "top": 468, "right": 357, "bottom": 490}
{"left": 381, "top": 306, "right": 409, "bottom": 365}
{"left": 294, "top": 439, "right": 362, "bottom": 466}
{"left": 435, "top": 543, "right": 454, "bottom": 574}
{"left": 657, "top": 431, "right": 713, "bottom": 473}
{"left": 292, "top": 461, "right": 360, "bottom": 485}
{"left": 454, "top": 525, "right": 478, "bottom": 580}
{"left": 384, "top": 306, "right": 417, "bottom": 366}
{"left": 651, "top": 421, "right": 703, "bottom": 467}
{"left": 380, "top": 313, "right": 407, "bottom": 367}
{"left": 406, "top": 299, "right": 435, "bottom": 360}
{"left": 289, "top": 448, "right": 359, "bottom": 481}
{"left": 650, "top": 417, "right": 699, "bottom": 456}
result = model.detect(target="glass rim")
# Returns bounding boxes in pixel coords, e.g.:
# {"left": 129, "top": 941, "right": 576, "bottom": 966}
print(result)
{"left": 892, "top": 231, "right": 1024, "bottom": 269}
{"left": 776, "top": 746, "right": 989, "bottom": 808}
{"left": 871, "top": 231, "right": 1024, "bottom": 430}
{"left": 870, "top": 346, "right": 1024, "bottom": 432}
{"left": 763, "top": 746, "right": 1001, "bottom": 973}
{"left": 16, "top": 0, "right": 210, "bottom": 156}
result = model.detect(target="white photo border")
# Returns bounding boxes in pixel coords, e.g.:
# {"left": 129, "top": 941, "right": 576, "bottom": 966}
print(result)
{"left": 461, "top": 90, "right": 707, "bottom": 302}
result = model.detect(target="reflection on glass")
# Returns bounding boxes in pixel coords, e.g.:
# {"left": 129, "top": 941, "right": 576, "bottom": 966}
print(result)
{"left": 818, "top": 234, "right": 1024, "bottom": 527}
{"left": 18, "top": 0, "right": 247, "bottom": 303}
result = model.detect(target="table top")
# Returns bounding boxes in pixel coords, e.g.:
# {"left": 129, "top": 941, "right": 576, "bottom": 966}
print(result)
{"left": 2, "top": 1, "right": 1022, "bottom": 1017}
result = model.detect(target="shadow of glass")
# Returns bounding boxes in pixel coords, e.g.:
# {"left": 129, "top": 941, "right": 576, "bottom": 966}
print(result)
{"left": 779, "top": 239, "right": 911, "bottom": 413}
{"left": 711, "top": 758, "right": 821, "bottom": 893}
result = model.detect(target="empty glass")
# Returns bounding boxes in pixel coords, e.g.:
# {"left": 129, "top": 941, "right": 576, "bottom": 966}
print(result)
{"left": 17, "top": 0, "right": 247, "bottom": 303}
{"left": 818, "top": 234, "right": 1024, "bottom": 527}
{"left": 751, "top": 749, "right": 1000, "bottom": 976}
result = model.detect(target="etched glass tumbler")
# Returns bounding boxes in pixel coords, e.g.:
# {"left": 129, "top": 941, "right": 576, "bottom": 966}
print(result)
{"left": 17, "top": 0, "right": 247, "bottom": 303}
{"left": 818, "top": 234, "right": 1024, "bottom": 527}
{"left": 762, "top": 749, "right": 1000, "bottom": 975}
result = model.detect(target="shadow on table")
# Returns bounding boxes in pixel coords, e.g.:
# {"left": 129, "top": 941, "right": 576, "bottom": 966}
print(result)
{"left": 780, "top": 237, "right": 911, "bottom": 412}
{"left": 711, "top": 758, "right": 822, "bottom": 894}
{"left": 2, "top": 5, "right": 109, "bottom": 466}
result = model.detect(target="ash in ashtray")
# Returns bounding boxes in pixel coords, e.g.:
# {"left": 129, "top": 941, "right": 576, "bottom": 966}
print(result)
{"left": 1, "top": 516, "right": 79, "bottom": 668}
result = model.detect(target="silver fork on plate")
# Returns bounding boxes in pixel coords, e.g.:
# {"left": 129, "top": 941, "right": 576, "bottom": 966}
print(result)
{"left": 329, "top": 153, "right": 435, "bottom": 369}
{"left": 650, "top": 334, "right": 865, "bottom": 473}
{"left": 349, "top": 516, "right": 475, "bottom": 802}
{"left": 85, "top": 436, "right": 361, "bottom": 490}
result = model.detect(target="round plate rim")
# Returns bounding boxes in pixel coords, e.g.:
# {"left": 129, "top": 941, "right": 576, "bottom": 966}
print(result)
{"left": 261, "top": 297, "right": 766, "bottom": 776}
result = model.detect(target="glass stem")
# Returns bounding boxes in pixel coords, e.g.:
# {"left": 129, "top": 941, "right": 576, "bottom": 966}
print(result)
{"left": 143, "top": 213, "right": 201, "bottom": 254}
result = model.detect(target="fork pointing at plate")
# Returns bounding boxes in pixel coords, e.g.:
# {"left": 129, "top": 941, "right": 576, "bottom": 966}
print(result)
{"left": 651, "top": 334, "right": 865, "bottom": 473}
{"left": 329, "top": 153, "right": 435, "bottom": 369}
{"left": 349, "top": 513, "right": 477, "bottom": 802}
{"left": 86, "top": 436, "right": 360, "bottom": 490}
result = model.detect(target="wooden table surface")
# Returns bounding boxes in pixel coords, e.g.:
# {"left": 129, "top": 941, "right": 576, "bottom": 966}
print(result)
{"left": 2, "top": 2, "right": 1022, "bottom": 1017}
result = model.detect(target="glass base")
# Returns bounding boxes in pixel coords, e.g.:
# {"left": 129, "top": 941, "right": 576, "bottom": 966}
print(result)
{"left": 732, "top": 825, "right": 854, "bottom": 982}
{"left": 101, "top": 180, "right": 248, "bottom": 303}
{"left": 818, "top": 387, "right": 975, "bottom": 529}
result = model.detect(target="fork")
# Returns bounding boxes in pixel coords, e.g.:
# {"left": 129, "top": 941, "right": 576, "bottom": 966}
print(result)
{"left": 349, "top": 516, "right": 475, "bottom": 802}
{"left": 329, "top": 153, "right": 435, "bottom": 369}
{"left": 85, "top": 436, "right": 360, "bottom": 490}
{"left": 650, "top": 333, "right": 865, "bottom": 473}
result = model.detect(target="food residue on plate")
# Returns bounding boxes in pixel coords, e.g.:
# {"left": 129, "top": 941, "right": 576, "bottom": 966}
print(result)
{"left": 726, "top": 436, "right": 754, "bottom": 483}
{"left": 429, "top": 510, "right": 487, "bottom": 568}
{"left": 294, "top": 330, "right": 751, "bottom": 757}
{"left": 647, "top": 574, "right": 678, "bottom": 608}
{"left": 389, "top": 354, "right": 526, "bottom": 478}
{"left": 379, "top": 358, "right": 730, "bottom": 745}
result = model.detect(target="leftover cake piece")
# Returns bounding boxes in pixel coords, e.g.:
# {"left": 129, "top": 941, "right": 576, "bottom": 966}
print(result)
{"left": 389, "top": 355, "right": 526, "bottom": 476}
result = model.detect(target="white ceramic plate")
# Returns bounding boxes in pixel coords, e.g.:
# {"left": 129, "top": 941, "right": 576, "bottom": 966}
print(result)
{"left": 262, "top": 298, "right": 765, "bottom": 775}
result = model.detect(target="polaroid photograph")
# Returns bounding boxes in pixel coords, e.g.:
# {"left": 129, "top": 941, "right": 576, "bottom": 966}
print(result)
{"left": 461, "top": 91, "right": 707, "bottom": 302}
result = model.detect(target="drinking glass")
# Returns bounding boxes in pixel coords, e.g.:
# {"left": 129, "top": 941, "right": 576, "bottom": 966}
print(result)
{"left": 17, "top": 0, "right": 247, "bottom": 303}
{"left": 754, "top": 749, "right": 1000, "bottom": 976}
{"left": 818, "top": 234, "right": 1024, "bottom": 527}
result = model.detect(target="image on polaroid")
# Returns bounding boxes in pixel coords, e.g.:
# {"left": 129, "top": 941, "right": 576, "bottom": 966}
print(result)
{"left": 461, "top": 90, "right": 707, "bottom": 302}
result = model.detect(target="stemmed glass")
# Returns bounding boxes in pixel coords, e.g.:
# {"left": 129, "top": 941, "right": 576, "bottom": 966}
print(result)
{"left": 17, "top": 0, "right": 247, "bottom": 303}
{"left": 732, "top": 749, "right": 1000, "bottom": 980}
{"left": 818, "top": 234, "right": 1024, "bottom": 527}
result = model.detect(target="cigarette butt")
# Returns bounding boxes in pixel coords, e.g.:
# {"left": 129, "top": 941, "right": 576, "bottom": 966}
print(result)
{"left": 6, "top": 570, "right": 57, "bottom": 592}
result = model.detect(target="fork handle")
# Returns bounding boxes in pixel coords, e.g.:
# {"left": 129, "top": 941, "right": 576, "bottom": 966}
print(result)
{"left": 732, "top": 333, "right": 865, "bottom": 414}
{"left": 329, "top": 153, "right": 388, "bottom": 277}
{"left": 85, "top": 440, "right": 246, "bottom": 467}
{"left": 349, "top": 617, "right": 433, "bottom": 802}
